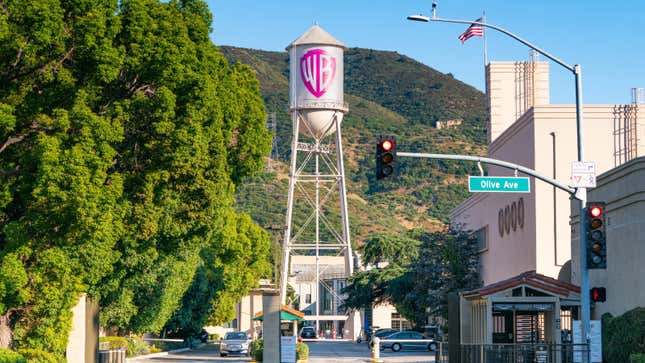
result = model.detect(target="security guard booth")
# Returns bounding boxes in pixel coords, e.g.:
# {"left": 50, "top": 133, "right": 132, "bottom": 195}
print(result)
{"left": 459, "top": 270, "right": 581, "bottom": 346}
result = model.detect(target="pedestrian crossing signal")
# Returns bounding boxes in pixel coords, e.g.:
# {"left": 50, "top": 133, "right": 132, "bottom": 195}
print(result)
{"left": 590, "top": 287, "right": 606, "bottom": 302}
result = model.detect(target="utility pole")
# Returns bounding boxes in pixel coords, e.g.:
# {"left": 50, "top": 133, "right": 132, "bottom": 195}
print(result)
{"left": 408, "top": 8, "right": 590, "bottom": 359}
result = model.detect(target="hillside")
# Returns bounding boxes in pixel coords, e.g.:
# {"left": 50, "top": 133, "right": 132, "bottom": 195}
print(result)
{"left": 223, "top": 46, "right": 487, "bottom": 244}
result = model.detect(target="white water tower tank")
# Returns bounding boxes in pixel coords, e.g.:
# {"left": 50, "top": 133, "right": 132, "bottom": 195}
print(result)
{"left": 287, "top": 24, "right": 347, "bottom": 139}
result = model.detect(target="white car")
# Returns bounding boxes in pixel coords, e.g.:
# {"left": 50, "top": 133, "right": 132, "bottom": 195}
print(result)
{"left": 219, "top": 331, "right": 251, "bottom": 357}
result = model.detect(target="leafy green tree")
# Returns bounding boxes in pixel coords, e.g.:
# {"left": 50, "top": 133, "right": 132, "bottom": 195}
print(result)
{"left": 343, "top": 229, "right": 480, "bottom": 328}
{"left": 361, "top": 233, "right": 419, "bottom": 267}
{"left": 0, "top": 0, "right": 272, "bottom": 355}
{"left": 342, "top": 233, "right": 418, "bottom": 311}
{"left": 393, "top": 228, "right": 480, "bottom": 327}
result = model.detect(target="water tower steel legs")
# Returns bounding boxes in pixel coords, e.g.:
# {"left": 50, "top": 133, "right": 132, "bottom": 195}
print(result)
{"left": 280, "top": 111, "right": 300, "bottom": 304}
{"left": 334, "top": 117, "right": 354, "bottom": 276}
{"left": 280, "top": 110, "right": 354, "bottom": 336}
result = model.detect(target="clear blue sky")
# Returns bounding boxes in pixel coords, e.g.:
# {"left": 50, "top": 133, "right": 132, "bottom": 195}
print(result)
{"left": 206, "top": 0, "right": 643, "bottom": 105}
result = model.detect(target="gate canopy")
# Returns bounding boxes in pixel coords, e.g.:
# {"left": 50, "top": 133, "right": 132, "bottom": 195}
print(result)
{"left": 253, "top": 305, "right": 304, "bottom": 321}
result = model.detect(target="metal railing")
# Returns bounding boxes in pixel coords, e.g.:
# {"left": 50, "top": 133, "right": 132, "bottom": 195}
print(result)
{"left": 456, "top": 343, "right": 590, "bottom": 363}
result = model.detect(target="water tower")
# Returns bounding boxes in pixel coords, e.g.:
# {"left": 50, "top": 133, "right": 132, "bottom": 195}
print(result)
{"left": 280, "top": 24, "right": 358, "bottom": 338}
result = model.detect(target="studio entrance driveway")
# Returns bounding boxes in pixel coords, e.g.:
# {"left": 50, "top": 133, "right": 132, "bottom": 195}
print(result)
{"left": 132, "top": 341, "right": 435, "bottom": 363}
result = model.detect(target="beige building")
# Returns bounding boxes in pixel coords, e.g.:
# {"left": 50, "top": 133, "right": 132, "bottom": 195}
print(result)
{"left": 570, "top": 156, "right": 645, "bottom": 319}
{"left": 451, "top": 61, "right": 644, "bottom": 286}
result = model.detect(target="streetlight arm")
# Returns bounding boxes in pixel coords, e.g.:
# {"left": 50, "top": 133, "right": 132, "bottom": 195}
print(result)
{"left": 408, "top": 15, "right": 575, "bottom": 72}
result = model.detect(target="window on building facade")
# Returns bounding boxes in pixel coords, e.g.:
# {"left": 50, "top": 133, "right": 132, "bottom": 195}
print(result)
{"left": 391, "top": 313, "right": 412, "bottom": 331}
{"left": 493, "top": 314, "right": 505, "bottom": 333}
{"left": 473, "top": 226, "right": 488, "bottom": 252}
{"left": 560, "top": 309, "right": 572, "bottom": 331}
{"left": 305, "top": 294, "right": 311, "bottom": 304}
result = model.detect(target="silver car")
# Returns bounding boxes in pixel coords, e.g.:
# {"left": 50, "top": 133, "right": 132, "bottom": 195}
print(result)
{"left": 219, "top": 331, "right": 251, "bottom": 357}
{"left": 379, "top": 330, "right": 438, "bottom": 352}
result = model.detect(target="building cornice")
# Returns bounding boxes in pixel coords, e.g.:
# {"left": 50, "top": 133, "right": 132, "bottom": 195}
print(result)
{"left": 488, "top": 108, "right": 535, "bottom": 156}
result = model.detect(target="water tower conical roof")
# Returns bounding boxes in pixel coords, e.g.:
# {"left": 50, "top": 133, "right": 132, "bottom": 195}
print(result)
{"left": 286, "top": 24, "right": 347, "bottom": 50}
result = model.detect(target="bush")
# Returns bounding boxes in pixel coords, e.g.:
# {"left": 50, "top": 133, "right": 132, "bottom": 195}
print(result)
{"left": 209, "top": 333, "right": 219, "bottom": 341}
{"left": 602, "top": 307, "right": 645, "bottom": 363}
{"left": 0, "top": 348, "right": 26, "bottom": 363}
{"left": 250, "top": 338, "right": 263, "bottom": 362}
{"left": 296, "top": 342, "right": 309, "bottom": 361}
{"left": 253, "top": 348, "right": 263, "bottom": 362}
{"left": 99, "top": 336, "right": 129, "bottom": 350}
{"left": 17, "top": 349, "right": 60, "bottom": 363}
{"left": 126, "top": 337, "right": 160, "bottom": 357}
{"left": 631, "top": 353, "right": 645, "bottom": 363}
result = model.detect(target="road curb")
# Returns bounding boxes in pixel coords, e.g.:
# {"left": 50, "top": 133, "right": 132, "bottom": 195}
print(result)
{"left": 125, "top": 347, "right": 191, "bottom": 362}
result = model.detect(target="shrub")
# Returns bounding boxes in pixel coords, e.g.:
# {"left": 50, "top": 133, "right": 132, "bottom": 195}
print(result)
{"left": 631, "top": 353, "right": 645, "bottom": 363}
{"left": 602, "top": 307, "right": 645, "bottom": 363}
{"left": 0, "top": 348, "right": 26, "bottom": 363}
{"left": 99, "top": 336, "right": 129, "bottom": 350}
{"left": 253, "top": 348, "right": 263, "bottom": 362}
{"left": 126, "top": 336, "right": 160, "bottom": 357}
{"left": 209, "top": 333, "right": 219, "bottom": 341}
{"left": 17, "top": 349, "right": 60, "bottom": 363}
{"left": 250, "top": 338, "right": 263, "bottom": 361}
{"left": 296, "top": 342, "right": 309, "bottom": 361}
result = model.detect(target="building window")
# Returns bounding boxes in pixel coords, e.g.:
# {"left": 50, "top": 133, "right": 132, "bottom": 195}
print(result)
{"left": 473, "top": 227, "right": 488, "bottom": 252}
{"left": 493, "top": 315, "right": 505, "bottom": 334}
{"left": 223, "top": 318, "right": 238, "bottom": 329}
{"left": 560, "top": 309, "right": 572, "bottom": 331}
{"left": 305, "top": 294, "right": 311, "bottom": 304}
{"left": 391, "top": 313, "right": 412, "bottom": 331}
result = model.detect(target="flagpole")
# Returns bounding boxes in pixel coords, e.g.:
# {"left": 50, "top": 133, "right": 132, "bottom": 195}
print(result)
{"left": 483, "top": 11, "right": 488, "bottom": 66}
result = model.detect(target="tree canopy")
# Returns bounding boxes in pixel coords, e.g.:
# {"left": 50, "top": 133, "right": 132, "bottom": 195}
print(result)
{"left": 343, "top": 228, "right": 481, "bottom": 328}
{"left": 0, "top": 0, "right": 272, "bottom": 356}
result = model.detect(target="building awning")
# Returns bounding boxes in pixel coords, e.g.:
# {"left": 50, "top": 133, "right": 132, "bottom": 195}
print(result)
{"left": 461, "top": 270, "right": 581, "bottom": 299}
{"left": 253, "top": 305, "right": 305, "bottom": 321}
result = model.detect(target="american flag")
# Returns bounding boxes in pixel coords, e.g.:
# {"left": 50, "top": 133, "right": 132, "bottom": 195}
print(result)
{"left": 458, "top": 18, "right": 483, "bottom": 44}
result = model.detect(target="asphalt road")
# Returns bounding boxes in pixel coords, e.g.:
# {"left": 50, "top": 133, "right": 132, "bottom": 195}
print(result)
{"left": 133, "top": 341, "right": 436, "bottom": 363}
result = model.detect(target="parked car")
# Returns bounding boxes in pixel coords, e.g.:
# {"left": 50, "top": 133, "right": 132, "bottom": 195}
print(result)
{"left": 379, "top": 330, "right": 438, "bottom": 352}
{"left": 368, "top": 328, "right": 398, "bottom": 347}
{"left": 299, "top": 326, "right": 317, "bottom": 339}
{"left": 196, "top": 329, "right": 209, "bottom": 343}
{"left": 219, "top": 331, "right": 252, "bottom": 357}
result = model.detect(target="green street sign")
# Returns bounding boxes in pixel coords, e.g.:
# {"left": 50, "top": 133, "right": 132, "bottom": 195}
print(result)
{"left": 469, "top": 176, "right": 530, "bottom": 193}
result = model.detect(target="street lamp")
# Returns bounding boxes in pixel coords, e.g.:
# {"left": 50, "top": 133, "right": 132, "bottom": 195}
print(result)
{"left": 408, "top": 7, "right": 591, "bottom": 360}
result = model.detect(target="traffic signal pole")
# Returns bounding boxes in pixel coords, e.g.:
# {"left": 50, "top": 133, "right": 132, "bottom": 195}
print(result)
{"left": 396, "top": 152, "right": 578, "bottom": 196}
{"left": 408, "top": 10, "right": 590, "bottom": 358}
{"left": 398, "top": 151, "right": 591, "bottom": 357}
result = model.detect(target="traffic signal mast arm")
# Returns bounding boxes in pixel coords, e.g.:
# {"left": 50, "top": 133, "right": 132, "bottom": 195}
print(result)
{"left": 396, "top": 152, "right": 579, "bottom": 199}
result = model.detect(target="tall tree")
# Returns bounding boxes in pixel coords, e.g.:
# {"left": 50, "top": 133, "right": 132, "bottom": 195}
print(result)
{"left": 343, "top": 229, "right": 480, "bottom": 328}
{"left": 0, "top": 0, "right": 272, "bottom": 355}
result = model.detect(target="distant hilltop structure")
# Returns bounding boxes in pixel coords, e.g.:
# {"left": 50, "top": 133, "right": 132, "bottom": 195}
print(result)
{"left": 435, "top": 118, "right": 463, "bottom": 130}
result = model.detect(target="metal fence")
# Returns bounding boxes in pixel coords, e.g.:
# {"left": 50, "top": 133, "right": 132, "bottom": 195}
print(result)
{"left": 451, "top": 343, "right": 590, "bottom": 363}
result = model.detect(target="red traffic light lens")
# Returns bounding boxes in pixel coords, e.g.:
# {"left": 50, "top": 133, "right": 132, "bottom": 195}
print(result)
{"left": 589, "top": 206, "right": 603, "bottom": 218}
{"left": 380, "top": 139, "right": 394, "bottom": 151}
{"left": 592, "top": 289, "right": 599, "bottom": 301}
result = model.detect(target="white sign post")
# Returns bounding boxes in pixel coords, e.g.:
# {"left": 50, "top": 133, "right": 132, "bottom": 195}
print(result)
{"left": 589, "top": 320, "right": 602, "bottom": 363}
{"left": 280, "top": 336, "right": 297, "bottom": 363}
{"left": 571, "top": 161, "right": 596, "bottom": 188}
{"left": 573, "top": 320, "right": 602, "bottom": 363}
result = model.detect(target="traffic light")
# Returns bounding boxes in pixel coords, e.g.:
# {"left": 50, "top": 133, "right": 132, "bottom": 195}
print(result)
{"left": 375, "top": 136, "right": 396, "bottom": 180}
{"left": 585, "top": 202, "right": 606, "bottom": 269}
{"left": 590, "top": 287, "right": 606, "bottom": 302}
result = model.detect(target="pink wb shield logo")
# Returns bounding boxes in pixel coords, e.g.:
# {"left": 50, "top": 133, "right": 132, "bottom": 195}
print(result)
{"left": 300, "top": 49, "right": 336, "bottom": 98}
